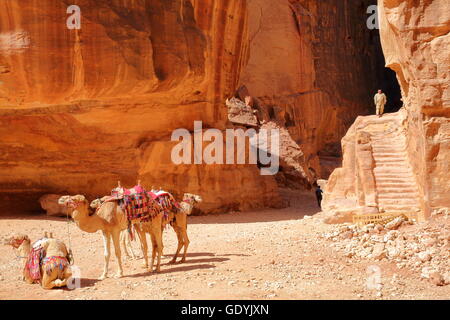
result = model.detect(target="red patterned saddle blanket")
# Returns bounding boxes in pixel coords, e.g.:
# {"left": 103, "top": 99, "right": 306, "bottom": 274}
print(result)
{"left": 110, "top": 185, "right": 161, "bottom": 222}
{"left": 24, "top": 246, "right": 45, "bottom": 283}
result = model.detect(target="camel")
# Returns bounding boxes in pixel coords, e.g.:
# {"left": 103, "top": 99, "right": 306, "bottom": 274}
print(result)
{"left": 163, "top": 193, "right": 202, "bottom": 264}
{"left": 89, "top": 194, "right": 164, "bottom": 273}
{"left": 6, "top": 233, "right": 72, "bottom": 289}
{"left": 59, "top": 194, "right": 148, "bottom": 279}
{"left": 90, "top": 191, "right": 201, "bottom": 266}
{"left": 90, "top": 197, "right": 138, "bottom": 260}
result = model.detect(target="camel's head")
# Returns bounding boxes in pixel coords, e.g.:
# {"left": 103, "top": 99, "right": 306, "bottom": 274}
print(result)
{"left": 90, "top": 198, "right": 102, "bottom": 209}
{"left": 90, "top": 196, "right": 109, "bottom": 209}
{"left": 183, "top": 193, "right": 202, "bottom": 204}
{"left": 5, "top": 234, "right": 30, "bottom": 249}
{"left": 58, "top": 195, "right": 88, "bottom": 215}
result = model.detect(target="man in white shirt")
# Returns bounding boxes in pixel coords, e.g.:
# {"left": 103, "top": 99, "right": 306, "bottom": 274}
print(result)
{"left": 374, "top": 89, "right": 387, "bottom": 117}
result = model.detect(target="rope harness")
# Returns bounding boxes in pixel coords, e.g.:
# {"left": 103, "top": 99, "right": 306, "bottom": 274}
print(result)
{"left": 64, "top": 200, "right": 79, "bottom": 266}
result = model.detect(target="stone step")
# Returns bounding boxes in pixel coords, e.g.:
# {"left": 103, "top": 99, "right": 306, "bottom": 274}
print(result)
{"left": 372, "top": 144, "right": 406, "bottom": 148}
{"left": 372, "top": 148, "right": 408, "bottom": 154}
{"left": 374, "top": 160, "right": 410, "bottom": 165}
{"left": 372, "top": 153, "right": 407, "bottom": 158}
{"left": 376, "top": 179, "right": 416, "bottom": 186}
{"left": 379, "top": 205, "right": 421, "bottom": 212}
{"left": 375, "top": 171, "right": 414, "bottom": 177}
{"left": 378, "top": 198, "right": 420, "bottom": 205}
{"left": 376, "top": 183, "right": 417, "bottom": 190}
{"left": 378, "top": 192, "right": 418, "bottom": 200}
{"left": 376, "top": 187, "right": 419, "bottom": 194}
{"left": 374, "top": 169, "right": 414, "bottom": 175}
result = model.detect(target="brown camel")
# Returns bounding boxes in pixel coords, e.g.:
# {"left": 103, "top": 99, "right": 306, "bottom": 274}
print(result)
{"left": 91, "top": 191, "right": 201, "bottom": 266}
{"left": 6, "top": 233, "right": 72, "bottom": 289}
{"left": 162, "top": 193, "right": 202, "bottom": 263}
{"left": 84, "top": 191, "right": 164, "bottom": 274}
{"left": 90, "top": 197, "right": 138, "bottom": 260}
{"left": 59, "top": 195, "right": 161, "bottom": 279}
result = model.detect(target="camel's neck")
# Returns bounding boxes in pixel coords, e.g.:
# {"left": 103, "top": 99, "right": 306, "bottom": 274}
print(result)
{"left": 181, "top": 201, "right": 195, "bottom": 214}
{"left": 72, "top": 204, "right": 103, "bottom": 233}
{"left": 18, "top": 241, "right": 31, "bottom": 257}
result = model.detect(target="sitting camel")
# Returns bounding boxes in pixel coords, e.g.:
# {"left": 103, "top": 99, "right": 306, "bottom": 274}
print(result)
{"left": 6, "top": 233, "right": 72, "bottom": 289}
{"left": 163, "top": 193, "right": 202, "bottom": 264}
{"left": 89, "top": 194, "right": 164, "bottom": 273}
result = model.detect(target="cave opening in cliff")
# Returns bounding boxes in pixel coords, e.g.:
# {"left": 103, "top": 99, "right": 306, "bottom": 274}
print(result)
{"left": 370, "top": 18, "right": 402, "bottom": 114}
{"left": 378, "top": 67, "right": 402, "bottom": 113}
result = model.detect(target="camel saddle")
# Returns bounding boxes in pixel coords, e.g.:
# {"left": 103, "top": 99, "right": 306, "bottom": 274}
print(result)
{"left": 109, "top": 185, "right": 160, "bottom": 222}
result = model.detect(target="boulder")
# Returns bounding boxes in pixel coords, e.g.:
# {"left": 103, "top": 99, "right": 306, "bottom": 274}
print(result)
{"left": 372, "top": 243, "right": 386, "bottom": 260}
{"left": 39, "top": 194, "right": 69, "bottom": 217}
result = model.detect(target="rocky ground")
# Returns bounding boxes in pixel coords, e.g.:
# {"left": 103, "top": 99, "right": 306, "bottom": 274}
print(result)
{"left": 0, "top": 189, "right": 449, "bottom": 300}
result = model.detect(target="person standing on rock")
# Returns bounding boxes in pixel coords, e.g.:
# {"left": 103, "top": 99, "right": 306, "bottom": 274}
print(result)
{"left": 374, "top": 89, "right": 387, "bottom": 117}
{"left": 315, "top": 184, "right": 323, "bottom": 209}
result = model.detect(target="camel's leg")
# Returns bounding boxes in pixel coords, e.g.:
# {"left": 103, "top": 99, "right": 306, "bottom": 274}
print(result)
{"left": 125, "top": 230, "right": 137, "bottom": 259}
{"left": 41, "top": 273, "right": 56, "bottom": 290}
{"left": 111, "top": 229, "right": 123, "bottom": 278}
{"left": 41, "top": 270, "right": 66, "bottom": 290}
{"left": 175, "top": 213, "right": 190, "bottom": 263}
{"left": 150, "top": 231, "right": 163, "bottom": 273}
{"left": 99, "top": 231, "right": 111, "bottom": 280}
{"left": 135, "top": 224, "right": 148, "bottom": 269}
{"left": 120, "top": 231, "right": 131, "bottom": 259}
{"left": 169, "top": 228, "right": 184, "bottom": 264}
{"left": 150, "top": 233, "right": 156, "bottom": 272}
{"left": 180, "top": 230, "right": 190, "bottom": 263}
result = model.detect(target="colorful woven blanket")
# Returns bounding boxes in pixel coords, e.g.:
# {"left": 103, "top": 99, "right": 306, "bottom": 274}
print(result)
{"left": 42, "top": 256, "right": 69, "bottom": 277}
{"left": 110, "top": 186, "right": 161, "bottom": 222}
{"left": 151, "top": 192, "right": 180, "bottom": 218}
{"left": 24, "top": 246, "right": 45, "bottom": 283}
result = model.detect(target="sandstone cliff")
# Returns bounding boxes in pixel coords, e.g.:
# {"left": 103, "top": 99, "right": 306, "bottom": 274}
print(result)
{"left": 323, "top": 0, "right": 449, "bottom": 222}
{"left": 0, "top": 0, "right": 388, "bottom": 214}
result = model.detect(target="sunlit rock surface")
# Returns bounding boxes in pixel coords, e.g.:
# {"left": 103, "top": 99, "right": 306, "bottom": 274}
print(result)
{"left": 323, "top": 0, "right": 450, "bottom": 221}
{"left": 0, "top": 0, "right": 387, "bottom": 214}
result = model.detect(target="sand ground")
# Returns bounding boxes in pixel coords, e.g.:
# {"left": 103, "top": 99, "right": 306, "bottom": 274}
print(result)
{"left": 0, "top": 189, "right": 448, "bottom": 300}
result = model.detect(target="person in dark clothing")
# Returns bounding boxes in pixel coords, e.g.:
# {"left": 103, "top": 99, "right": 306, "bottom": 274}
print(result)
{"left": 315, "top": 185, "right": 323, "bottom": 209}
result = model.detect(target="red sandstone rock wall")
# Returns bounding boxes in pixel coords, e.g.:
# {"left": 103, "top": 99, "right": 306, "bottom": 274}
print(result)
{"left": 239, "top": 0, "right": 385, "bottom": 185}
{"left": 0, "top": 0, "right": 384, "bottom": 214}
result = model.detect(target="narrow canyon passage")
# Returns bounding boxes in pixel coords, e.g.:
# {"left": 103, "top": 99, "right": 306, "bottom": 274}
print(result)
{"left": 0, "top": 0, "right": 448, "bottom": 301}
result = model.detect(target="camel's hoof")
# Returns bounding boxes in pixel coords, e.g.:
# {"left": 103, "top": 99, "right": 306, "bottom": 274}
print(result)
{"left": 98, "top": 275, "right": 107, "bottom": 281}
{"left": 114, "top": 273, "right": 123, "bottom": 279}
{"left": 168, "top": 259, "right": 177, "bottom": 264}
{"left": 180, "top": 259, "right": 186, "bottom": 263}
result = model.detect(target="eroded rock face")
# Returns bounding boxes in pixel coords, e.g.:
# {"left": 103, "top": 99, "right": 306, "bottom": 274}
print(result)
{"left": 0, "top": 0, "right": 387, "bottom": 214}
{"left": 379, "top": 0, "right": 450, "bottom": 213}
{"left": 323, "top": 0, "right": 450, "bottom": 221}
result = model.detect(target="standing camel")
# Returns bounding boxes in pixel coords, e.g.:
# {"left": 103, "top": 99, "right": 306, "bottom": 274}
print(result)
{"left": 91, "top": 191, "right": 201, "bottom": 266}
{"left": 59, "top": 194, "right": 166, "bottom": 279}
{"left": 90, "top": 197, "right": 138, "bottom": 260}
{"left": 164, "top": 193, "right": 202, "bottom": 263}
{"left": 89, "top": 194, "right": 164, "bottom": 273}
{"left": 6, "top": 233, "right": 72, "bottom": 289}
